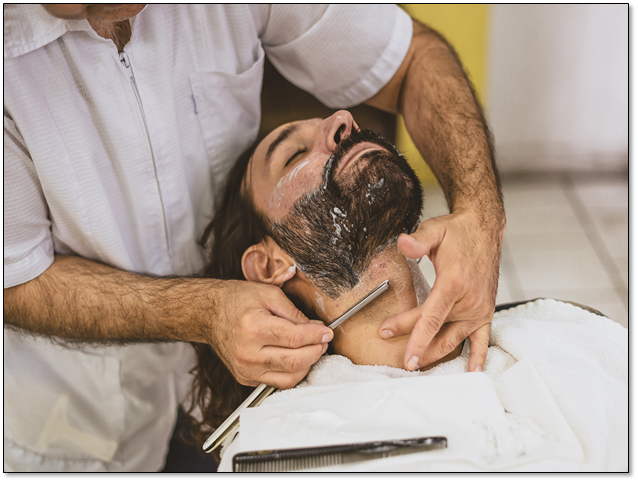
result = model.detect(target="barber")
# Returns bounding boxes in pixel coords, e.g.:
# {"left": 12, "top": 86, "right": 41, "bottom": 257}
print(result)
{"left": 4, "top": 4, "right": 503, "bottom": 471}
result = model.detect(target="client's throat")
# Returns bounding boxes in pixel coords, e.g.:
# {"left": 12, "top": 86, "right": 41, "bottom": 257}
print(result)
{"left": 285, "top": 246, "right": 463, "bottom": 370}
{"left": 313, "top": 248, "right": 419, "bottom": 327}
{"left": 313, "top": 248, "right": 461, "bottom": 370}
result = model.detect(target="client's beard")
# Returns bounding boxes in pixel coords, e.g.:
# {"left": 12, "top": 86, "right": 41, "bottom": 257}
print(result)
{"left": 268, "top": 129, "right": 424, "bottom": 299}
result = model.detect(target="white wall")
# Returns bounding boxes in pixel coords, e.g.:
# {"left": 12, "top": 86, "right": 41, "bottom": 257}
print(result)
{"left": 487, "top": 5, "right": 628, "bottom": 172}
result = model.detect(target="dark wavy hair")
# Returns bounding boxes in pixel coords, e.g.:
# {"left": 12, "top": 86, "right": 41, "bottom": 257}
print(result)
{"left": 183, "top": 138, "right": 270, "bottom": 460}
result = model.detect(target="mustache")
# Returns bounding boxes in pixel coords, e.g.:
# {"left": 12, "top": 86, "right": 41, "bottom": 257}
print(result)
{"left": 321, "top": 129, "right": 403, "bottom": 190}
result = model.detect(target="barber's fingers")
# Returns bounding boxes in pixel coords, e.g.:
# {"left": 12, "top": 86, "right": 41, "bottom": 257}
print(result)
{"left": 404, "top": 317, "right": 463, "bottom": 371}
{"left": 245, "top": 343, "right": 327, "bottom": 389}
{"left": 232, "top": 340, "right": 327, "bottom": 387}
{"left": 259, "top": 342, "right": 327, "bottom": 373}
{"left": 402, "top": 283, "right": 457, "bottom": 370}
{"left": 380, "top": 282, "right": 456, "bottom": 369}
{"left": 397, "top": 218, "right": 445, "bottom": 260}
{"left": 467, "top": 323, "right": 491, "bottom": 373}
{"left": 378, "top": 305, "right": 421, "bottom": 339}
{"left": 262, "top": 287, "right": 314, "bottom": 325}
{"left": 258, "top": 315, "right": 333, "bottom": 348}
{"left": 409, "top": 322, "right": 471, "bottom": 369}
{"left": 401, "top": 318, "right": 491, "bottom": 373}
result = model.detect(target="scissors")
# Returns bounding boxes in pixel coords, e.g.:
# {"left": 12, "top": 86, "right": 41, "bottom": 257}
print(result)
{"left": 203, "top": 279, "right": 391, "bottom": 453}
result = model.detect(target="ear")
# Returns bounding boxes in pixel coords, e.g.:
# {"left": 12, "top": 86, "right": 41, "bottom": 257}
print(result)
{"left": 242, "top": 237, "right": 297, "bottom": 287}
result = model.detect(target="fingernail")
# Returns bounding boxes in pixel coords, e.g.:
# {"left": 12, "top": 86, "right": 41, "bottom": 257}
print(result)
{"left": 309, "top": 319, "right": 324, "bottom": 325}
{"left": 381, "top": 329, "right": 394, "bottom": 339}
{"left": 407, "top": 356, "right": 420, "bottom": 371}
{"left": 474, "top": 365, "right": 482, "bottom": 372}
{"left": 322, "top": 343, "right": 328, "bottom": 354}
{"left": 399, "top": 233, "right": 413, "bottom": 243}
{"left": 321, "top": 333, "right": 332, "bottom": 343}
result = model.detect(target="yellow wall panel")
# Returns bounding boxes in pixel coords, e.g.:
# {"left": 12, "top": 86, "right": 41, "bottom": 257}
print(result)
{"left": 398, "top": 4, "right": 489, "bottom": 185}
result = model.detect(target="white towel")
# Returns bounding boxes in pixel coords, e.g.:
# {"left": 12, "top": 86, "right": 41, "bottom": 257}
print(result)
{"left": 218, "top": 299, "right": 628, "bottom": 471}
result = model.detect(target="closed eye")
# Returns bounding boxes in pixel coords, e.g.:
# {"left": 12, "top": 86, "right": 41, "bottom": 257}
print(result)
{"left": 285, "top": 149, "right": 307, "bottom": 167}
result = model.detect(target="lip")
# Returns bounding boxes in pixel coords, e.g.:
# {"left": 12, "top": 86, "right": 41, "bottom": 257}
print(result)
{"left": 335, "top": 142, "right": 386, "bottom": 177}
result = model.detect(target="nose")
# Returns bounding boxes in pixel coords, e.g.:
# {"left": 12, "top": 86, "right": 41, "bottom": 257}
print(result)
{"left": 322, "top": 110, "right": 359, "bottom": 151}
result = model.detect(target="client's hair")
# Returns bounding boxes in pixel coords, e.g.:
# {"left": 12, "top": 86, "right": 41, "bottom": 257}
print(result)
{"left": 184, "top": 139, "right": 270, "bottom": 457}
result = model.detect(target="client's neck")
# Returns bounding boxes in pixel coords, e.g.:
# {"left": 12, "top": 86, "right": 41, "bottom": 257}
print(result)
{"left": 286, "top": 245, "right": 461, "bottom": 370}
{"left": 332, "top": 248, "right": 416, "bottom": 319}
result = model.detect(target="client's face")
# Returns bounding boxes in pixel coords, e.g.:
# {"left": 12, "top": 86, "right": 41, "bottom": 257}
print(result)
{"left": 241, "top": 111, "right": 450, "bottom": 369}
{"left": 242, "top": 111, "right": 468, "bottom": 369}
{"left": 247, "top": 111, "right": 423, "bottom": 299}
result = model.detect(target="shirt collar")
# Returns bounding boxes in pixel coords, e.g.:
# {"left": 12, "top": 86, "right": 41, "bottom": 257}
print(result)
{"left": 4, "top": 4, "right": 94, "bottom": 60}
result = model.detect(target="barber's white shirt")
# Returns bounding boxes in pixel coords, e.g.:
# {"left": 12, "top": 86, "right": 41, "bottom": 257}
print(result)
{"left": 3, "top": 4, "right": 413, "bottom": 471}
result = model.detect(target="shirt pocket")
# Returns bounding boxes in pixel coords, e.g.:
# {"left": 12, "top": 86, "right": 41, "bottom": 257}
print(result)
{"left": 4, "top": 334, "right": 126, "bottom": 464}
{"left": 189, "top": 46, "right": 265, "bottom": 193}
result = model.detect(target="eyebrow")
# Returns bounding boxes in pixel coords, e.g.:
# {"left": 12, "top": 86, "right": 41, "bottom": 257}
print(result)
{"left": 264, "top": 123, "right": 300, "bottom": 168}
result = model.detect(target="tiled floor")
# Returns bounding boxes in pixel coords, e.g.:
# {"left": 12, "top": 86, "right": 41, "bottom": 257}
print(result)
{"left": 417, "top": 174, "right": 629, "bottom": 328}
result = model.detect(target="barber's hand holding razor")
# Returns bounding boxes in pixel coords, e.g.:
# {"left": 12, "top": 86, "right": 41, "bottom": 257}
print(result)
{"left": 379, "top": 210, "right": 504, "bottom": 373}
{"left": 209, "top": 280, "right": 333, "bottom": 389}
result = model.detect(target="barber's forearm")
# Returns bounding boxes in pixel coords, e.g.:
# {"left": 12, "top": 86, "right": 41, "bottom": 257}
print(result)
{"left": 403, "top": 22, "right": 503, "bottom": 220}
{"left": 3, "top": 254, "right": 216, "bottom": 344}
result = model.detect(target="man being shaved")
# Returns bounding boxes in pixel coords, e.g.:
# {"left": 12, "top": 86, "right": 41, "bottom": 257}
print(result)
{"left": 188, "top": 111, "right": 463, "bottom": 443}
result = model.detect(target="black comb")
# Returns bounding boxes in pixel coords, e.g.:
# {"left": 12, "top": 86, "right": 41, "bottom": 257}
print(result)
{"left": 232, "top": 436, "right": 447, "bottom": 472}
